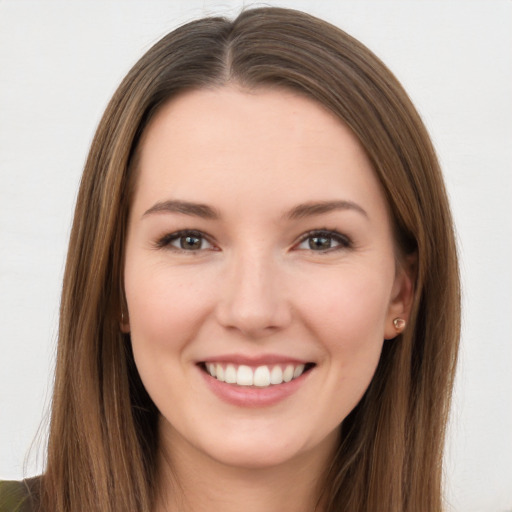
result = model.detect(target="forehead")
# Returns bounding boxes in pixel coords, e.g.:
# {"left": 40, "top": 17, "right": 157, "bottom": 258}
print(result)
{"left": 132, "top": 86, "right": 387, "bottom": 219}
{"left": 139, "top": 86, "right": 358, "bottom": 158}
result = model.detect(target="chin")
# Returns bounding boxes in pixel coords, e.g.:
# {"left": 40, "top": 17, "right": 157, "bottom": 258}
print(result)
{"left": 192, "top": 424, "right": 339, "bottom": 472}
{"left": 205, "top": 446, "right": 305, "bottom": 471}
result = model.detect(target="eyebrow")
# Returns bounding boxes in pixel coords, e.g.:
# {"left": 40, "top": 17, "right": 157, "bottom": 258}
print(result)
{"left": 285, "top": 200, "right": 368, "bottom": 220}
{"left": 142, "top": 200, "right": 219, "bottom": 219}
{"left": 142, "top": 199, "right": 368, "bottom": 221}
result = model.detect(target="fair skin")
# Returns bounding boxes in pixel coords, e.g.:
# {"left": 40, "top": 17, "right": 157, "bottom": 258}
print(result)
{"left": 122, "top": 86, "right": 413, "bottom": 512}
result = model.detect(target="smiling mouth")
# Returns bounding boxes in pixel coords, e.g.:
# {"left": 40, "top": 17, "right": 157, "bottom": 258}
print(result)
{"left": 199, "top": 362, "right": 315, "bottom": 388}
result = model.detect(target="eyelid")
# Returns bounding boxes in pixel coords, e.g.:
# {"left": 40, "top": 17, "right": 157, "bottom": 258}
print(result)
{"left": 154, "top": 229, "right": 217, "bottom": 252}
{"left": 295, "top": 229, "right": 352, "bottom": 251}
{"left": 153, "top": 228, "right": 351, "bottom": 253}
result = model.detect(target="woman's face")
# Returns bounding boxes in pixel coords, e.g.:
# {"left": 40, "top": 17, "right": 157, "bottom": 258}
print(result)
{"left": 123, "top": 86, "right": 412, "bottom": 470}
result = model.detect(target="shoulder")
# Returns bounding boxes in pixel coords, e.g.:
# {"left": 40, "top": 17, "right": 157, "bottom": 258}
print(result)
{"left": 0, "top": 478, "right": 39, "bottom": 512}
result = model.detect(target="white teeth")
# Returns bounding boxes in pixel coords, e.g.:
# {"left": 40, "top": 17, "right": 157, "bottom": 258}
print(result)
{"left": 206, "top": 362, "right": 309, "bottom": 387}
{"left": 224, "top": 364, "right": 237, "bottom": 383}
{"left": 253, "top": 366, "right": 271, "bottom": 387}
{"left": 207, "top": 363, "right": 216, "bottom": 377}
{"left": 270, "top": 365, "right": 283, "bottom": 385}
{"left": 283, "top": 365, "right": 294, "bottom": 382}
{"left": 216, "top": 364, "right": 225, "bottom": 382}
{"left": 293, "top": 364, "right": 305, "bottom": 378}
{"left": 237, "top": 365, "right": 253, "bottom": 386}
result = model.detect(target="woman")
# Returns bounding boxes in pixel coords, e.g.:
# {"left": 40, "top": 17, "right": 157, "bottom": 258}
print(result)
{"left": 0, "top": 7, "right": 460, "bottom": 512}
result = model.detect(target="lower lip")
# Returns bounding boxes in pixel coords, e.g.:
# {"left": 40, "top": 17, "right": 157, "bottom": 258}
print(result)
{"left": 199, "top": 366, "right": 311, "bottom": 408}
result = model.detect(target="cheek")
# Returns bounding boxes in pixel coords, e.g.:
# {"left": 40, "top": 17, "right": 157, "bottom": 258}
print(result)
{"left": 298, "top": 267, "right": 392, "bottom": 344}
{"left": 124, "top": 263, "right": 213, "bottom": 355}
{"left": 124, "top": 266, "right": 215, "bottom": 415}
{"left": 304, "top": 274, "right": 390, "bottom": 416}
{"left": 294, "top": 265, "right": 392, "bottom": 402}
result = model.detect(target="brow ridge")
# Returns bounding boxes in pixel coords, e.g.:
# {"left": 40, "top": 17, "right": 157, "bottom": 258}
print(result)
{"left": 142, "top": 199, "right": 367, "bottom": 221}
{"left": 286, "top": 200, "right": 368, "bottom": 220}
{"left": 142, "top": 200, "right": 219, "bottom": 219}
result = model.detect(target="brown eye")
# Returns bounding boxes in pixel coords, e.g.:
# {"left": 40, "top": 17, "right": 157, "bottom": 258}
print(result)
{"left": 180, "top": 234, "right": 203, "bottom": 250}
{"left": 297, "top": 230, "right": 352, "bottom": 252}
{"left": 308, "top": 235, "right": 333, "bottom": 250}
{"left": 156, "top": 230, "right": 214, "bottom": 252}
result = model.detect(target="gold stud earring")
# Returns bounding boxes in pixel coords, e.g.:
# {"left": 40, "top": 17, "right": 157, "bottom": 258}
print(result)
{"left": 393, "top": 318, "right": 406, "bottom": 331}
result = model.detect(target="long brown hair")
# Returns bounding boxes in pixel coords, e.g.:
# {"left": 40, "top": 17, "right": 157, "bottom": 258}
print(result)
{"left": 40, "top": 7, "right": 460, "bottom": 511}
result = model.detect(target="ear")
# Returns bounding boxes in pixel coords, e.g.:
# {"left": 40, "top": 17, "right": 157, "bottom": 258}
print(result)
{"left": 120, "top": 311, "right": 131, "bottom": 333}
{"left": 384, "top": 253, "right": 416, "bottom": 340}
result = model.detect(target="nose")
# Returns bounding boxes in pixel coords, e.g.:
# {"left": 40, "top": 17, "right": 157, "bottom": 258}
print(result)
{"left": 215, "top": 250, "right": 292, "bottom": 339}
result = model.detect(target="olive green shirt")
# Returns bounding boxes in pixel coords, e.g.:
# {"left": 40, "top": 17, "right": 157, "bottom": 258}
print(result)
{"left": 0, "top": 479, "right": 38, "bottom": 512}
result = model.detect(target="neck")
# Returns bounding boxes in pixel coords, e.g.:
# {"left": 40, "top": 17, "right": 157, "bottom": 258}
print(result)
{"left": 154, "top": 422, "right": 336, "bottom": 512}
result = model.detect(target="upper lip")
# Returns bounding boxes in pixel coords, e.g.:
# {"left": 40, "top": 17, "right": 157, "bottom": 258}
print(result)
{"left": 198, "top": 354, "right": 312, "bottom": 366}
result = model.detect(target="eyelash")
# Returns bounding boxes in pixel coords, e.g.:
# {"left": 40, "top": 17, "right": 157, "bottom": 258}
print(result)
{"left": 154, "top": 230, "right": 216, "bottom": 252}
{"left": 295, "top": 229, "right": 352, "bottom": 252}
{"left": 154, "top": 229, "right": 352, "bottom": 253}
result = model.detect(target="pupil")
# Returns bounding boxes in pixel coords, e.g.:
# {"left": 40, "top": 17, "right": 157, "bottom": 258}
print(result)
{"left": 309, "top": 236, "right": 331, "bottom": 250}
{"left": 182, "top": 235, "right": 201, "bottom": 249}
